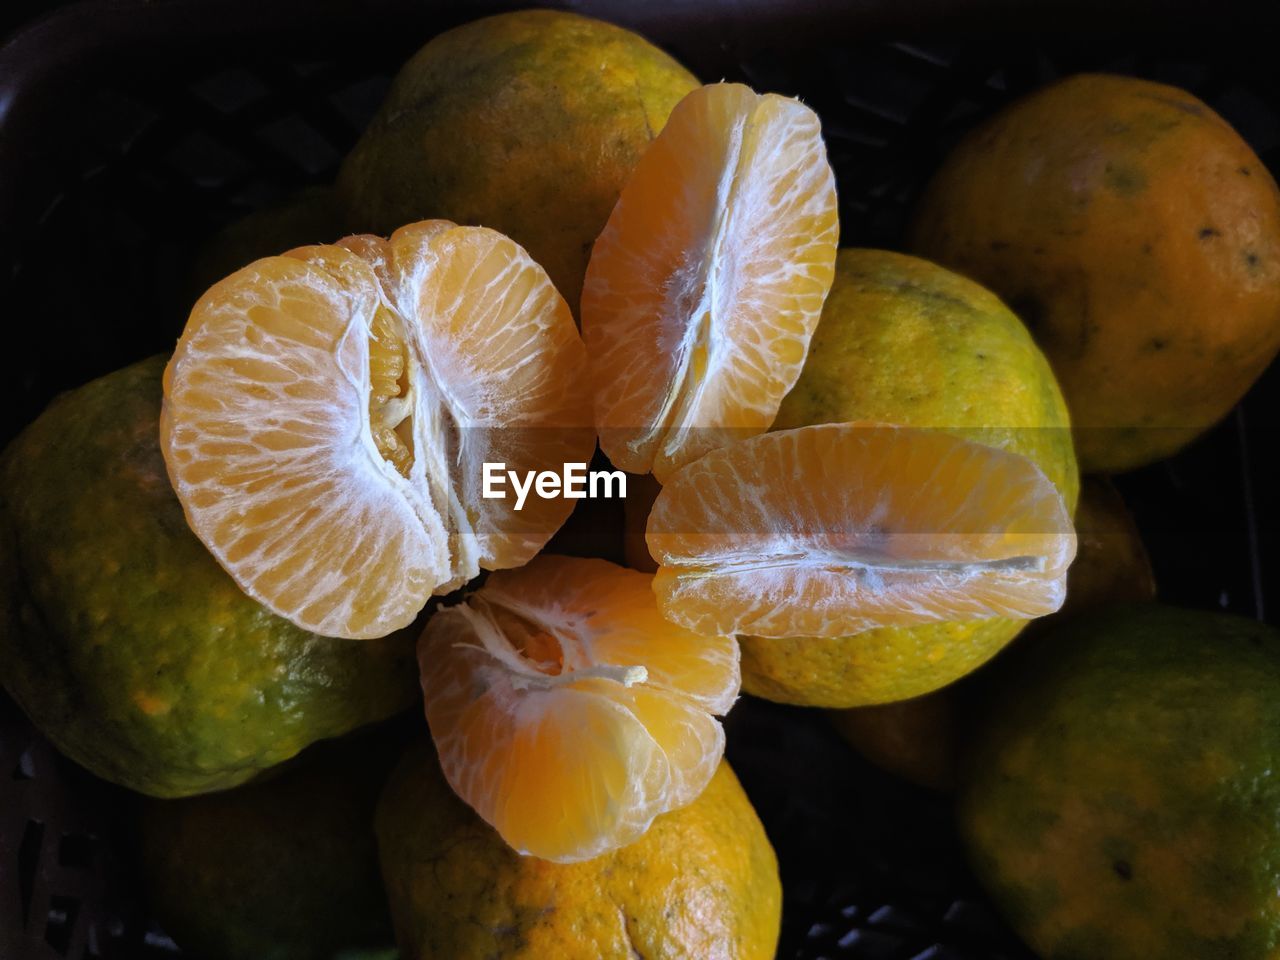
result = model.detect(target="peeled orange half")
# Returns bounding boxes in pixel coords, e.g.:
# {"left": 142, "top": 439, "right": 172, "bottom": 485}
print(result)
{"left": 161, "top": 221, "right": 593, "bottom": 640}
{"left": 419, "top": 555, "right": 739, "bottom": 863}
{"left": 647, "top": 423, "right": 1076, "bottom": 639}
{"left": 582, "top": 82, "right": 839, "bottom": 481}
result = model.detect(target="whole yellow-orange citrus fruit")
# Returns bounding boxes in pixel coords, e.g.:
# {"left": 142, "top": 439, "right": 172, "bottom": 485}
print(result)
{"left": 740, "top": 248, "right": 1078, "bottom": 708}
{"left": 377, "top": 743, "right": 780, "bottom": 959}
{"left": 912, "top": 73, "right": 1280, "bottom": 471}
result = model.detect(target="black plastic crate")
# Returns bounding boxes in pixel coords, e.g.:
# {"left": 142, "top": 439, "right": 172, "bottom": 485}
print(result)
{"left": 2, "top": 2, "right": 1278, "bottom": 958}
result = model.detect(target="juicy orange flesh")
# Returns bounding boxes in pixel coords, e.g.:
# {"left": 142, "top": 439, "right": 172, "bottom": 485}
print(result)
{"left": 419, "top": 555, "right": 741, "bottom": 862}
{"left": 647, "top": 423, "right": 1076, "bottom": 639}
{"left": 367, "top": 304, "right": 414, "bottom": 476}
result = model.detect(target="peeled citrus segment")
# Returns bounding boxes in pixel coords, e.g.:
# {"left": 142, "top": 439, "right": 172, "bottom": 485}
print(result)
{"left": 419, "top": 555, "right": 739, "bottom": 863}
{"left": 162, "top": 222, "right": 593, "bottom": 640}
{"left": 582, "top": 82, "right": 839, "bottom": 481}
{"left": 161, "top": 252, "right": 447, "bottom": 640}
{"left": 328, "top": 224, "right": 595, "bottom": 585}
{"left": 646, "top": 423, "right": 1076, "bottom": 639}
{"left": 408, "top": 228, "right": 595, "bottom": 574}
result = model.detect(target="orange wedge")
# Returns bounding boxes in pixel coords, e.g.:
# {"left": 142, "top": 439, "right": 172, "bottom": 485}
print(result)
{"left": 646, "top": 423, "right": 1076, "bottom": 638}
{"left": 161, "top": 221, "right": 593, "bottom": 640}
{"left": 582, "top": 82, "right": 839, "bottom": 481}
{"left": 419, "top": 555, "right": 739, "bottom": 862}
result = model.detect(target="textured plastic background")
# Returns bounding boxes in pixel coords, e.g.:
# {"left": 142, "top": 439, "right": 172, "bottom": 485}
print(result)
{"left": 1, "top": 3, "right": 1277, "bottom": 958}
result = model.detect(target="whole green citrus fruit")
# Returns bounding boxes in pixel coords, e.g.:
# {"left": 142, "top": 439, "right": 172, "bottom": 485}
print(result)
{"left": 192, "top": 186, "right": 342, "bottom": 295}
{"left": 139, "top": 727, "right": 403, "bottom": 960}
{"left": 827, "top": 475, "right": 1154, "bottom": 790}
{"left": 337, "top": 10, "right": 698, "bottom": 311}
{"left": 961, "top": 604, "right": 1280, "bottom": 960}
{"left": 0, "top": 357, "right": 418, "bottom": 797}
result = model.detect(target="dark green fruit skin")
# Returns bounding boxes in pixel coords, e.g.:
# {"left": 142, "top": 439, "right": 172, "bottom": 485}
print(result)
{"left": 191, "top": 186, "right": 343, "bottom": 297}
{"left": 0, "top": 357, "right": 419, "bottom": 797}
{"left": 960, "top": 605, "right": 1280, "bottom": 960}
{"left": 139, "top": 729, "right": 403, "bottom": 960}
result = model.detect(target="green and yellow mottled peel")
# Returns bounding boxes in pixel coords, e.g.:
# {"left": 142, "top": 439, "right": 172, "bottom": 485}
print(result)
{"left": 0, "top": 357, "right": 419, "bottom": 797}
{"left": 961, "top": 604, "right": 1280, "bottom": 960}
{"left": 377, "top": 743, "right": 780, "bottom": 960}
{"left": 742, "top": 249, "right": 1079, "bottom": 708}
{"left": 337, "top": 9, "right": 698, "bottom": 312}
{"left": 910, "top": 74, "right": 1280, "bottom": 472}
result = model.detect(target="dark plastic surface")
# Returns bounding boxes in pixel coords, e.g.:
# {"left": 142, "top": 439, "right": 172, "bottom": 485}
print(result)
{"left": 1, "top": 2, "right": 1277, "bottom": 958}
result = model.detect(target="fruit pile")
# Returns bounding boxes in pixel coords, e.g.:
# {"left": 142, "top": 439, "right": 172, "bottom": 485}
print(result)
{"left": 2, "top": 10, "right": 1279, "bottom": 960}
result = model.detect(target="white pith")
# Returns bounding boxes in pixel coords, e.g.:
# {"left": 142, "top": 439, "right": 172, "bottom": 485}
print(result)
{"left": 376, "top": 246, "right": 484, "bottom": 593}
{"left": 635, "top": 112, "right": 748, "bottom": 462}
{"left": 662, "top": 540, "right": 1047, "bottom": 578}
{"left": 453, "top": 594, "right": 649, "bottom": 692}
{"left": 647, "top": 423, "right": 1078, "bottom": 639}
